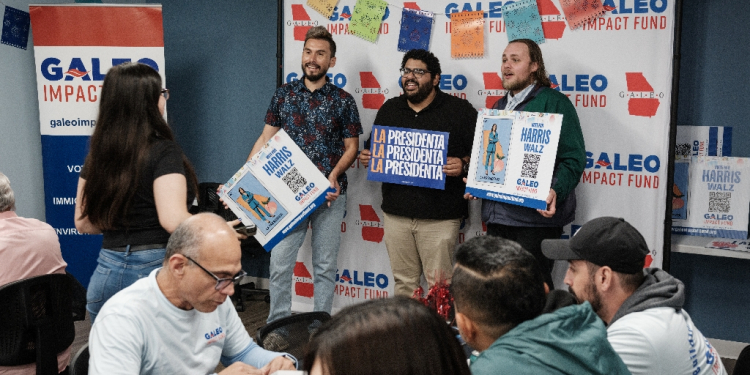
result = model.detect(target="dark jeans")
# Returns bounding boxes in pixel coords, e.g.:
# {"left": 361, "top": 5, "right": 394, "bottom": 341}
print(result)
{"left": 486, "top": 224, "right": 563, "bottom": 288}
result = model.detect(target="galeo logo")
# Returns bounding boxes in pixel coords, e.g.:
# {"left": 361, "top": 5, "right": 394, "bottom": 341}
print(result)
{"left": 288, "top": 4, "right": 318, "bottom": 41}
{"left": 620, "top": 72, "right": 663, "bottom": 117}
{"left": 40, "top": 57, "right": 158, "bottom": 103}
{"left": 358, "top": 72, "right": 387, "bottom": 110}
{"left": 538, "top": 0, "right": 566, "bottom": 39}
{"left": 356, "top": 204, "right": 384, "bottom": 243}
{"left": 549, "top": 74, "right": 608, "bottom": 108}
{"left": 327, "top": 4, "right": 390, "bottom": 35}
{"left": 335, "top": 268, "right": 389, "bottom": 299}
{"left": 285, "top": 72, "right": 347, "bottom": 89}
{"left": 293, "top": 262, "right": 314, "bottom": 298}
{"left": 584, "top": 0, "right": 669, "bottom": 30}
{"left": 477, "top": 72, "right": 506, "bottom": 108}
{"left": 444, "top": 2, "right": 507, "bottom": 34}
{"left": 581, "top": 150, "right": 660, "bottom": 189}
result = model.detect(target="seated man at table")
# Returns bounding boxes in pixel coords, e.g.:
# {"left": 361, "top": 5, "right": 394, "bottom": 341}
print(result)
{"left": 0, "top": 172, "right": 70, "bottom": 375}
{"left": 452, "top": 236, "right": 629, "bottom": 375}
{"left": 89, "top": 213, "right": 296, "bottom": 375}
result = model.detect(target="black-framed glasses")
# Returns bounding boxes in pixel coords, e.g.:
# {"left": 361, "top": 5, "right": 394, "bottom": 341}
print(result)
{"left": 161, "top": 88, "right": 170, "bottom": 100}
{"left": 186, "top": 256, "right": 247, "bottom": 291}
{"left": 399, "top": 68, "right": 430, "bottom": 78}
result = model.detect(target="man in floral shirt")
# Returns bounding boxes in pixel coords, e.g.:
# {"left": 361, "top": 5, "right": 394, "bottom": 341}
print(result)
{"left": 248, "top": 26, "right": 362, "bottom": 324}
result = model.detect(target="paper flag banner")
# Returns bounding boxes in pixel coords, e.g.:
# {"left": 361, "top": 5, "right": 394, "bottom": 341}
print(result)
{"left": 450, "top": 10, "right": 484, "bottom": 58}
{"left": 307, "top": 0, "right": 338, "bottom": 19}
{"left": 2, "top": 6, "right": 30, "bottom": 50}
{"left": 560, "top": 0, "right": 606, "bottom": 30}
{"left": 349, "top": 0, "right": 388, "bottom": 43}
{"left": 398, "top": 8, "right": 434, "bottom": 52}
{"left": 503, "top": 0, "right": 545, "bottom": 45}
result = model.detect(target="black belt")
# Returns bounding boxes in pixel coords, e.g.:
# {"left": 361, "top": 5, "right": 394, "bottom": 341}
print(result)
{"left": 107, "top": 243, "right": 167, "bottom": 252}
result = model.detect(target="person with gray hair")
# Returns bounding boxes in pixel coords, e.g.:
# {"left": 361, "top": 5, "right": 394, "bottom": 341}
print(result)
{"left": 0, "top": 172, "right": 69, "bottom": 374}
{"left": 452, "top": 236, "right": 629, "bottom": 375}
{"left": 247, "top": 25, "right": 362, "bottom": 324}
{"left": 89, "top": 213, "right": 296, "bottom": 375}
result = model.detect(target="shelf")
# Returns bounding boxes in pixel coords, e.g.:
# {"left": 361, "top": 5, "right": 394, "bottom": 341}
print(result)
{"left": 671, "top": 235, "right": 750, "bottom": 260}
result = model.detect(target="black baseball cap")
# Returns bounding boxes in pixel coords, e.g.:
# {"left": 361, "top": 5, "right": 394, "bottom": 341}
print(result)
{"left": 542, "top": 217, "right": 649, "bottom": 274}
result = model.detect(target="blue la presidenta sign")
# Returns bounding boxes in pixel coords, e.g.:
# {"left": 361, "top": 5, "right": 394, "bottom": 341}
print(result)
{"left": 366, "top": 125, "right": 449, "bottom": 190}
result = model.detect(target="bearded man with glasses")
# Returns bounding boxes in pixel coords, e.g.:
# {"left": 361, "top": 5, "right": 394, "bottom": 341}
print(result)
{"left": 359, "top": 49, "right": 476, "bottom": 297}
{"left": 89, "top": 213, "right": 296, "bottom": 375}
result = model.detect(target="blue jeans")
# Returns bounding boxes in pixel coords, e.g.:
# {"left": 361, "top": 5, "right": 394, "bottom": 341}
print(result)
{"left": 267, "top": 194, "right": 346, "bottom": 323}
{"left": 86, "top": 247, "right": 166, "bottom": 323}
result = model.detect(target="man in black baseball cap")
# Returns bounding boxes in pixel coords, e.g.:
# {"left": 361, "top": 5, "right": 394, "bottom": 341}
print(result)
{"left": 542, "top": 217, "right": 727, "bottom": 375}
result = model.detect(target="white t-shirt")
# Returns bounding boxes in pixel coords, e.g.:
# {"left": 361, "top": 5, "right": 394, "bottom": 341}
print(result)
{"left": 89, "top": 269, "right": 282, "bottom": 375}
{"left": 608, "top": 307, "right": 727, "bottom": 375}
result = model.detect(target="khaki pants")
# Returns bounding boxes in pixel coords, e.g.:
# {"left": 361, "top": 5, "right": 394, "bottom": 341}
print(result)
{"left": 383, "top": 213, "right": 461, "bottom": 297}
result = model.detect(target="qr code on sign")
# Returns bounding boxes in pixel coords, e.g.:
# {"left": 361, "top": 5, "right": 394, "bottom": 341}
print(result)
{"left": 708, "top": 192, "right": 731, "bottom": 213}
{"left": 675, "top": 143, "right": 691, "bottom": 158}
{"left": 282, "top": 167, "right": 307, "bottom": 194}
{"left": 521, "top": 153, "right": 540, "bottom": 179}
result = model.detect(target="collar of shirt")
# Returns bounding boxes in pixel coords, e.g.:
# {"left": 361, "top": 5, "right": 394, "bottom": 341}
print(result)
{"left": 504, "top": 82, "right": 537, "bottom": 111}
{"left": 293, "top": 76, "right": 334, "bottom": 95}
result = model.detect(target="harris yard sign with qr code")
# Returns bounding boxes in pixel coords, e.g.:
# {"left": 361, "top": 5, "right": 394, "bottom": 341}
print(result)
{"left": 366, "top": 125, "right": 449, "bottom": 189}
{"left": 219, "top": 129, "right": 335, "bottom": 250}
{"left": 465, "top": 109, "right": 562, "bottom": 210}
{"left": 671, "top": 156, "right": 750, "bottom": 239}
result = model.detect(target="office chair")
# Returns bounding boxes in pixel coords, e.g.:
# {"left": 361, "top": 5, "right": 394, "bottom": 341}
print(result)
{"left": 68, "top": 344, "right": 89, "bottom": 375}
{"left": 0, "top": 274, "right": 75, "bottom": 375}
{"left": 195, "top": 182, "right": 270, "bottom": 311}
{"left": 733, "top": 344, "right": 750, "bottom": 375}
{"left": 256, "top": 311, "right": 331, "bottom": 368}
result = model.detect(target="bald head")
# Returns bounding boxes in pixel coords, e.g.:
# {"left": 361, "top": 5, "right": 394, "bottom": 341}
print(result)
{"left": 165, "top": 213, "right": 238, "bottom": 264}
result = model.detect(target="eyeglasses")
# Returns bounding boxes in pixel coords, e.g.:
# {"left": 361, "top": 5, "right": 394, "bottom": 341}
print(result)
{"left": 161, "top": 88, "right": 170, "bottom": 100}
{"left": 399, "top": 68, "right": 430, "bottom": 78}
{"left": 186, "top": 256, "right": 247, "bottom": 291}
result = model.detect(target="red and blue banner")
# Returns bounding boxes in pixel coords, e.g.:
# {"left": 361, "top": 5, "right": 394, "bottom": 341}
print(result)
{"left": 30, "top": 4, "right": 165, "bottom": 283}
{"left": 284, "top": 0, "right": 677, "bottom": 312}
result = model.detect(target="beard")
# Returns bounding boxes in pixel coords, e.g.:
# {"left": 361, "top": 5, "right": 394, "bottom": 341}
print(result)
{"left": 502, "top": 73, "right": 535, "bottom": 93}
{"left": 403, "top": 78, "right": 434, "bottom": 104}
{"left": 301, "top": 62, "right": 327, "bottom": 83}
{"left": 570, "top": 282, "right": 603, "bottom": 313}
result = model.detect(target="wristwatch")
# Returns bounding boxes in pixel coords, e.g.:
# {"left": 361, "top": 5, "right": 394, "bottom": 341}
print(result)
{"left": 461, "top": 159, "right": 470, "bottom": 176}
{"left": 281, "top": 354, "right": 298, "bottom": 369}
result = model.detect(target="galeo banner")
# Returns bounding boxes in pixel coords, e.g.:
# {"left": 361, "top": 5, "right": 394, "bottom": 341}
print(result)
{"left": 283, "top": 0, "right": 675, "bottom": 313}
{"left": 29, "top": 4, "right": 166, "bottom": 283}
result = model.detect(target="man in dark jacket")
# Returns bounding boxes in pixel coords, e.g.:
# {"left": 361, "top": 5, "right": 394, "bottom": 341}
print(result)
{"left": 453, "top": 236, "right": 629, "bottom": 375}
{"left": 543, "top": 217, "right": 728, "bottom": 375}
{"left": 481, "top": 39, "right": 586, "bottom": 287}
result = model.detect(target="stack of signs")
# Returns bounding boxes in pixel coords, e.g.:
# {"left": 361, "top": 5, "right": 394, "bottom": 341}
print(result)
{"left": 219, "top": 129, "right": 335, "bottom": 250}
{"left": 465, "top": 109, "right": 562, "bottom": 210}
{"left": 672, "top": 157, "right": 749, "bottom": 239}
{"left": 366, "top": 125, "right": 449, "bottom": 189}
{"left": 672, "top": 126, "right": 732, "bottom": 220}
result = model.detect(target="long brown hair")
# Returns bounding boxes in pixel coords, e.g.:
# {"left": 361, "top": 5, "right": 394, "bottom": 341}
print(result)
{"left": 79, "top": 62, "right": 197, "bottom": 229}
{"left": 509, "top": 39, "right": 552, "bottom": 88}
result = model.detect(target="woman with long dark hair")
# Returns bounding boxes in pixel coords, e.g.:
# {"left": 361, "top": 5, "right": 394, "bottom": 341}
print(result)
{"left": 304, "top": 297, "right": 471, "bottom": 375}
{"left": 74, "top": 62, "right": 198, "bottom": 322}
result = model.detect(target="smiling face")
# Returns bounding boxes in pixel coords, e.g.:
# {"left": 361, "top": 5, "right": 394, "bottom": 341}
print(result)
{"left": 301, "top": 38, "right": 336, "bottom": 83}
{"left": 501, "top": 42, "right": 539, "bottom": 95}
{"left": 401, "top": 58, "right": 439, "bottom": 105}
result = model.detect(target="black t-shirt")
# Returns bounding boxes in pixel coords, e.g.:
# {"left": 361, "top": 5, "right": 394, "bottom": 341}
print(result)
{"left": 90, "top": 139, "right": 190, "bottom": 247}
{"left": 372, "top": 90, "right": 477, "bottom": 220}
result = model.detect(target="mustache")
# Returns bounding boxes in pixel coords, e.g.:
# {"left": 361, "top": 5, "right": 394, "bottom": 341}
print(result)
{"left": 404, "top": 79, "right": 419, "bottom": 86}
